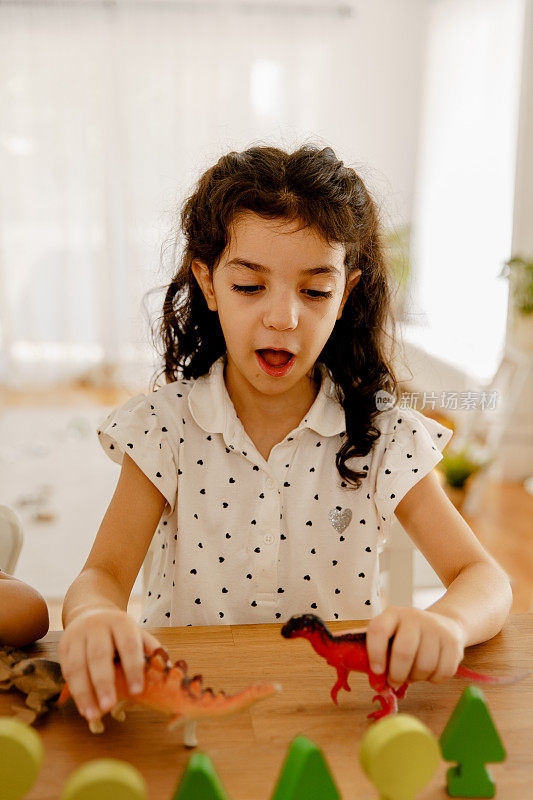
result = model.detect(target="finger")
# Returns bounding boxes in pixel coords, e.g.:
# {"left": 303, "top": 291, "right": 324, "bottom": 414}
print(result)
{"left": 60, "top": 637, "right": 101, "bottom": 720}
{"left": 428, "top": 640, "right": 459, "bottom": 684}
{"left": 86, "top": 629, "right": 117, "bottom": 713}
{"left": 408, "top": 632, "right": 440, "bottom": 682}
{"left": 335, "top": 627, "right": 368, "bottom": 636}
{"left": 388, "top": 621, "right": 421, "bottom": 687}
{"left": 366, "top": 610, "right": 401, "bottom": 675}
{"left": 141, "top": 631, "right": 163, "bottom": 656}
{"left": 112, "top": 622, "right": 146, "bottom": 694}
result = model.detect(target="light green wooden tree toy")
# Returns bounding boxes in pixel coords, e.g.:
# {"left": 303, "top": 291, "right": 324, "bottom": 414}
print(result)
{"left": 171, "top": 752, "right": 230, "bottom": 800}
{"left": 359, "top": 713, "right": 440, "bottom": 800}
{"left": 270, "top": 734, "right": 341, "bottom": 800}
{"left": 61, "top": 758, "right": 147, "bottom": 800}
{"left": 0, "top": 716, "right": 44, "bottom": 800}
{"left": 439, "top": 686, "right": 506, "bottom": 798}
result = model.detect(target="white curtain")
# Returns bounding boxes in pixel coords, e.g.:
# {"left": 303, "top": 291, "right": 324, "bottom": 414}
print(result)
{"left": 1, "top": 0, "right": 366, "bottom": 389}
{"left": 406, "top": 0, "right": 525, "bottom": 385}
{"left": 4, "top": 0, "right": 522, "bottom": 392}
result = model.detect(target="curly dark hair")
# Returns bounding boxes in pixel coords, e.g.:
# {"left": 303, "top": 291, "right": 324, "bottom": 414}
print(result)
{"left": 148, "top": 142, "right": 402, "bottom": 489}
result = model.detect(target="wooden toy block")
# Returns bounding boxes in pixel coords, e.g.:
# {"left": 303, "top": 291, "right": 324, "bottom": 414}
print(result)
{"left": 439, "top": 686, "right": 505, "bottom": 798}
{"left": 270, "top": 734, "right": 341, "bottom": 800}
{"left": 170, "top": 752, "right": 230, "bottom": 800}
{"left": 61, "top": 758, "right": 147, "bottom": 800}
{"left": 359, "top": 713, "right": 440, "bottom": 800}
{"left": 0, "top": 716, "right": 44, "bottom": 800}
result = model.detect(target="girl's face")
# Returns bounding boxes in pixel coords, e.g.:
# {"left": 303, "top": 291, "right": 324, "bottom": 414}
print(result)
{"left": 191, "top": 211, "right": 361, "bottom": 411}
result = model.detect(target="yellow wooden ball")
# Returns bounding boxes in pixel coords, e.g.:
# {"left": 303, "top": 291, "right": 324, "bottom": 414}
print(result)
{"left": 359, "top": 714, "right": 440, "bottom": 800}
{"left": 61, "top": 758, "right": 147, "bottom": 800}
{"left": 0, "top": 716, "right": 44, "bottom": 800}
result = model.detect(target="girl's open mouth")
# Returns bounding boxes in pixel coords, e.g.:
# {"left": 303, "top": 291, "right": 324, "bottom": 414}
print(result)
{"left": 256, "top": 349, "right": 296, "bottom": 377}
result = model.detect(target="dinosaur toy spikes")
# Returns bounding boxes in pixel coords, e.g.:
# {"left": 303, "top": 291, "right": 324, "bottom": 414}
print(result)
{"left": 281, "top": 614, "right": 529, "bottom": 722}
{"left": 57, "top": 647, "right": 281, "bottom": 747}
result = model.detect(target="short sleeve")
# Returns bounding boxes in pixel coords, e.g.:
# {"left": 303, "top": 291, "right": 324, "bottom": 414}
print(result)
{"left": 374, "top": 406, "right": 454, "bottom": 526}
{"left": 96, "top": 393, "right": 178, "bottom": 515}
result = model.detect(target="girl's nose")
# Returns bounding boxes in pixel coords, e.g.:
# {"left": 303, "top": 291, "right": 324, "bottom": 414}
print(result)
{"left": 261, "top": 293, "right": 300, "bottom": 328}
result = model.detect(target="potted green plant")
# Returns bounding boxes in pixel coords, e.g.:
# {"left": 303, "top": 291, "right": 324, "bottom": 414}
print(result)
{"left": 437, "top": 443, "right": 491, "bottom": 511}
{"left": 499, "top": 256, "right": 533, "bottom": 352}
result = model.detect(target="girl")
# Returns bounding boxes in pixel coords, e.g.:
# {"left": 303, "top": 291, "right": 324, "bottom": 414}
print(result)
{"left": 0, "top": 569, "right": 49, "bottom": 646}
{"left": 59, "top": 143, "right": 512, "bottom": 725}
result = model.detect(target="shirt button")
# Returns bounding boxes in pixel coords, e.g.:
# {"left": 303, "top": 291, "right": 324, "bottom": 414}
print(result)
{"left": 264, "top": 534, "right": 274, "bottom": 545}
{"left": 266, "top": 478, "right": 275, "bottom": 489}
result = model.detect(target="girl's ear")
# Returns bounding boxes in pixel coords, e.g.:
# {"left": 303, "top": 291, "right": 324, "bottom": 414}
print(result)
{"left": 190, "top": 257, "right": 206, "bottom": 286}
{"left": 348, "top": 268, "right": 363, "bottom": 288}
{"left": 337, "top": 268, "right": 362, "bottom": 319}
{"left": 191, "top": 259, "right": 217, "bottom": 311}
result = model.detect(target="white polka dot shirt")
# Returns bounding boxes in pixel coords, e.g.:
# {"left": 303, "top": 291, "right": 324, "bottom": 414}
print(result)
{"left": 97, "top": 355, "right": 453, "bottom": 627}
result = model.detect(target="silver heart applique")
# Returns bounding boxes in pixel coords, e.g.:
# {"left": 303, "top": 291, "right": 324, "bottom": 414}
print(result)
{"left": 329, "top": 507, "right": 352, "bottom": 534}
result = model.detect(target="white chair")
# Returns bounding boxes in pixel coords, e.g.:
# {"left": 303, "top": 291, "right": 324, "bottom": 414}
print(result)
{"left": 379, "top": 515, "right": 445, "bottom": 609}
{"left": 461, "top": 345, "right": 533, "bottom": 514}
{"left": 0, "top": 506, "right": 24, "bottom": 574}
{"left": 379, "top": 516, "right": 416, "bottom": 607}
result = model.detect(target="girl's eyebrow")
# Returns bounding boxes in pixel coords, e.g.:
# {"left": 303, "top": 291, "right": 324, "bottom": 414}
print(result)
{"left": 224, "top": 258, "right": 341, "bottom": 277}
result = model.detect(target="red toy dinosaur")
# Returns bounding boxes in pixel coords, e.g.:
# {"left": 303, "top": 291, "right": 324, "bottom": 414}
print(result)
{"left": 57, "top": 646, "right": 281, "bottom": 747}
{"left": 281, "top": 614, "right": 529, "bottom": 721}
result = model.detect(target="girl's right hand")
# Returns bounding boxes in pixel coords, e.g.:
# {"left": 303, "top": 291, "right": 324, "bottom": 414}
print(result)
{"left": 57, "top": 608, "right": 162, "bottom": 721}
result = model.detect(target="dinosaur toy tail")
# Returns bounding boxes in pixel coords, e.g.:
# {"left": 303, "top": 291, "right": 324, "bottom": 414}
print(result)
{"left": 455, "top": 665, "right": 530, "bottom": 685}
{"left": 178, "top": 681, "right": 282, "bottom": 719}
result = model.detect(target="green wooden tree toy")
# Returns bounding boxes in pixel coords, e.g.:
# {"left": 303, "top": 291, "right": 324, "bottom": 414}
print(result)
{"left": 270, "top": 735, "right": 340, "bottom": 800}
{"left": 439, "top": 686, "right": 506, "bottom": 798}
{"left": 171, "top": 752, "right": 230, "bottom": 800}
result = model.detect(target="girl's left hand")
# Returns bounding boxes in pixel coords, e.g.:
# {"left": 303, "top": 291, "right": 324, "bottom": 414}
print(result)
{"left": 346, "top": 607, "right": 467, "bottom": 689}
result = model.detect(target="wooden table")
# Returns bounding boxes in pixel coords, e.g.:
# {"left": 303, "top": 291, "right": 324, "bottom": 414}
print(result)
{"left": 2, "top": 614, "right": 532, "bottom": 799}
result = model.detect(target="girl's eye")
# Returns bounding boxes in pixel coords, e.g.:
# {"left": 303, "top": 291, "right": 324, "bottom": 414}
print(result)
{"left": 230, "top": 284, "right": 332, "bottom": 300}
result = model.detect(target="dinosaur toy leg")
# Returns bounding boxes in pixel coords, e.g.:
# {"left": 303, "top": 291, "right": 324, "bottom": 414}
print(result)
{"left": 367, "top": 687, "right": 398, "bottom": 721}
{"left": 88, "top": 718, "right": 105, "bottom": 734}
{"left": 394, "top": 681, "right": 409, "bottom": 700}
{"left": 167, "top": 714, "right": 185, "bottom": 732}
{"left": 110, "top": 700, "right": 127, "bottom": 722}
{"left": 367, "top": 672, "right": 406, "bottom": 721}
{"left": 330, "top": 666, "right": 351, "bottom": 705}
{"left": 168, "top": 715, "right": 198, "bottom": 748}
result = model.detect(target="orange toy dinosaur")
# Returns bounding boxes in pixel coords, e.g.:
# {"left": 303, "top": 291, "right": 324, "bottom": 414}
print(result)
{"left": 57, "top": 646, "right": 281, "bottom": 747}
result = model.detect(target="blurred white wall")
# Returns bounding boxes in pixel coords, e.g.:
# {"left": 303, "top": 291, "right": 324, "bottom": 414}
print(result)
{"left": 405, "top": 0, "right": 524, "bottom": 385}
{"left": 0, "top": 0, "right": 428, "bottom": 389}
{"left": 0, "top": 0, "right": 527, "bottom": 393}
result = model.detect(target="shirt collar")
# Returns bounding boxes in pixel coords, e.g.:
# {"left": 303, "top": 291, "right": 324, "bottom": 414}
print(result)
{"left": 188, "top": 353, "right": 345, "bottom": 447}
